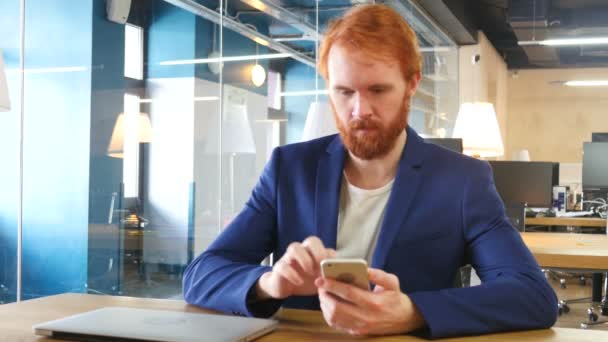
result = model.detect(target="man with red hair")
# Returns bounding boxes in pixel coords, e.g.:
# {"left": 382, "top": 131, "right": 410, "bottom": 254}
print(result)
{"left": 183, "top": 4, "right": 557, "bottom": 338}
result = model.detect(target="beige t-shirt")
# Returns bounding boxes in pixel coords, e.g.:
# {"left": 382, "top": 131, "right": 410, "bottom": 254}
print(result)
{"left": 336, "top": 173, "right": 394, "bottom": 263}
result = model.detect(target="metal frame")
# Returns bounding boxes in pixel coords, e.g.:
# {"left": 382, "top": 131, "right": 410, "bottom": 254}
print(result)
{"left": 17, "top": 0, "right": 25, "bottom": 302}
{"left": 163, "top": 0, "right": 315, "bottom": 67}
{"left": 239, "top": 0, "right": 322, "bottom": 41}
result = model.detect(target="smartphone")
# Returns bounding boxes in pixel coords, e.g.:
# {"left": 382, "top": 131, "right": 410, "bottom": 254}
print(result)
{"left": 320, "top": 258, "right": 370, "bottom": 291}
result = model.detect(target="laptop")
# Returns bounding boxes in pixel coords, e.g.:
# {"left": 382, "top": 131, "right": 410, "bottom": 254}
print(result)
{"left": 33, "top": 307, "right": 278, "bottom": 342}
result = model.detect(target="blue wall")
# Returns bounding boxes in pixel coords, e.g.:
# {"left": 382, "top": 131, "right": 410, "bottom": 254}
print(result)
{"left": 20, "top": 0, "right": 93, "bottom": 299}
{"left": 148, "top": 0, "right": 197, "bottom": 79}
{"left": 0, "top": 0, "right": 22, "bottom": 304}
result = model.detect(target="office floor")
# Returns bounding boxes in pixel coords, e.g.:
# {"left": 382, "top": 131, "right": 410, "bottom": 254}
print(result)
{"left": 120, "top": 262, "right": 183, "bottom": 300}
{"left": 550, "top": 274, "right": 608, "bottom": 331}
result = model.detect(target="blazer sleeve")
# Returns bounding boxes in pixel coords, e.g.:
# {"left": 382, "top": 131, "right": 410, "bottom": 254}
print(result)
{"left": 408, "top": 161, "right": 558, "bottom": 338}
{"left": 182, "top": 148, "right": 283, "bottom": 317}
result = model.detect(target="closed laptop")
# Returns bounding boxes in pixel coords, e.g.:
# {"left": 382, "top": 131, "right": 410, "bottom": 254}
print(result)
{"left": 33, "top": 306, "right": 278, "bottom": 342}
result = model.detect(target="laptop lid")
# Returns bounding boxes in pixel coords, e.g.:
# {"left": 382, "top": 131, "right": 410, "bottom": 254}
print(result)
{"left": 33, "top": 307, "right": 278, "bottom": 342}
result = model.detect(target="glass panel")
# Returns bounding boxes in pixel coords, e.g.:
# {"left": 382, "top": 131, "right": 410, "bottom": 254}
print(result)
{"left": 13, "top": 0, "right": 459, "bottom": 303}
{"left": 0, "top": 0, "right": 21, "bottom": 304}
{"left": 141, "top": 0, "right": 222, "bottom": 298}
{"left": 384, "top": 0, "right": 459, "bottom": 138}
{"left": 22, "top": 0, "right": 93, "bottom": 300}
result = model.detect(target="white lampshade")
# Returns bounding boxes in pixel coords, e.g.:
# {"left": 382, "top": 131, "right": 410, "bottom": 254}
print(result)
{"left": 0, "top": 49, "right": 10, "bottom": 112}
{"left": 207, "top": 51, "right": 222, "bottom": 75}
{"left": 222, "top": 102, "right": 256, "bottom": 154}
{"left": 452, "top": 102, "right": 504, "bottom": 158}
{"left": 204, "top": 85, "right": 256, "bottom": 155}
{"left": 512, "top": 149, "right": 531, "bottom": 161}
{"left": 301, "top": 101, "right": 337, "bottom": 142}
{"left": 107, "top": 112, "right": 154, "bottom": 158}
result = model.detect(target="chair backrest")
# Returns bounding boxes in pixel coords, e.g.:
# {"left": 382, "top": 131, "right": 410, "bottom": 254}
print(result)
{"left": 505, "top": 202, "right": 526, "bottom": 232}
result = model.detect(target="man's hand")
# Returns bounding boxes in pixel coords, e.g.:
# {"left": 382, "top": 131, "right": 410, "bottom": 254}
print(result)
{"left": 316, "top": 268, "right": 426, "bottom": 336}
{"left": 256, "top": 236, "right": 336, "bottom": 300}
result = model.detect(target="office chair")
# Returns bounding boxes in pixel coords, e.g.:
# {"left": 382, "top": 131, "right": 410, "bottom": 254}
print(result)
{"left": 512, "top": 202, "right": 594, "bottom": 320}
{"left": 580, "top": 272, "right": 608, "bottom": 328}
{"left": 505, "top": 203, "right": 526, "bottom": 232}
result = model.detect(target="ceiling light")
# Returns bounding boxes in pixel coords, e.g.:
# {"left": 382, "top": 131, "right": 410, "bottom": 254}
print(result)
{"left": 15, "top": 66, "right": 88, "bottom": 74}
{"left": 280, "top": 90, "right": 329, "bottom": 97}
{"left": 419, "top": 46, "right": 452, "bottom": 52}
{"left": 564, "top": 80, "right": 608, "bottom": 87}
{"left": 251, "top": 64, "right": 266, "bottom": 87}
{"left": 138, "top": 96, "right": 219, "bottom": 103}
{"left": 160, "top": 53, "right": 291, "bottom": 66}
{"left": 519, "top": 37, "right": 608, "bottom": 47}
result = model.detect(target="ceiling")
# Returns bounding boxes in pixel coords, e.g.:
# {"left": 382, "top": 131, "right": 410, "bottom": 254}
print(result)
{"left": 421, "top": 0, "right": 608, "bottom": 69}
{"left": 140, "top": 0, "right": 608, "bottom": 70}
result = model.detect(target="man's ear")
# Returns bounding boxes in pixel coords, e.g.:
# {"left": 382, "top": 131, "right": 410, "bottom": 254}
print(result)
{"left": 406, "top": 72, "right": 422, "bottom": 97}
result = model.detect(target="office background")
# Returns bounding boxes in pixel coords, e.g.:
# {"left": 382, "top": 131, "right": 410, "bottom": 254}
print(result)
{"left": 0, "top": 0, "right": 606, "bottom": 316}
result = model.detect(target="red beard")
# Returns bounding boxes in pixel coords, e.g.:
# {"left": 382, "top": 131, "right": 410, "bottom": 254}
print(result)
{"left": 332, "top": 97, "right": 410, "bottom": 160}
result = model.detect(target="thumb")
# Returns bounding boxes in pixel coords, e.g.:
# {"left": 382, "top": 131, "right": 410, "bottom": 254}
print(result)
{"left": 369, "top": 268, "right": 400, "bottom": 291}
{"left": 326, "top": 248, "right": 337, "bottom": 259}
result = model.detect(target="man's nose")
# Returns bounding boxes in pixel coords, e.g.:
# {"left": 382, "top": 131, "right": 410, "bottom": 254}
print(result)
{"left": 352, "top": 93, "right": 372, "bottom": 118}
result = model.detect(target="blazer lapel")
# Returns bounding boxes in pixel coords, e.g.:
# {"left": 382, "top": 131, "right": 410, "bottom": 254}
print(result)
{"left": 371, "top": 127, "right": 426, "bottom": 269}
{"left": 315, "top": 136, "right": 346, "bottom": 249}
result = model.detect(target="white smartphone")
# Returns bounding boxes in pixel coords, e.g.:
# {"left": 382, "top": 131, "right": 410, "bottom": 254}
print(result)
{"left": 320, "top": 258, "right": 370, "bottom": 291}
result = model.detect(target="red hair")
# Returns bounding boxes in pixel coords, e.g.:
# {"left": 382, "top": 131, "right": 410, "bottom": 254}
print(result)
{"left": 318, "top": 4, "right": 422, "bottom": 82}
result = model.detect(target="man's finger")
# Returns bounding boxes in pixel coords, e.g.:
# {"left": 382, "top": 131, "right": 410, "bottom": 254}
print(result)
{"left": 316, "top": 277, "right": 373, "bottom": 307}
{"left": 275, "top": 259, "right": 304, "bottom": 285}
{"left": 286, "top": 242, "right": 315, "bottom": 274}
{"left": 368, "top": 268, "right": 400, "bottom": 291}
{"left": 302, "top": 236, "right": 328, "bottom": 265}
{"left": 373, "top": 284, "right": 386, "bottom": 293}
{"left": 318, "top": 289, "right": 370, "bottom": 332}
{"left": 326, "top": 248, "right": 337, "bottom": 259}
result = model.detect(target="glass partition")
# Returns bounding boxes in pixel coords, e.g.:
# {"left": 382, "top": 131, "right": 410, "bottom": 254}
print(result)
{"left": 0, "top": 0, "right": 21, "bottom": 304}
{"left": 1, "top": 0, "right": 458, "bottom": 302}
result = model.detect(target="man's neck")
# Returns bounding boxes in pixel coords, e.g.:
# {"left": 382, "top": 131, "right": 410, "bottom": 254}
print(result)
{"left": 344, "top": 130, "right": 407, "bottom": 189}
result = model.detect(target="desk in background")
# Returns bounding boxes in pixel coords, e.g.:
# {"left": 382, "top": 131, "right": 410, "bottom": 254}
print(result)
{"left": 522, "top": 232, "right": 608, "bottom": 327}
{"left": 525, "top": 217, "right": 606, "bottom": 229}
{"left": 521, "top": 232, "right": 608, "bottom": 270}
{"left": 1, "top": 293, "right": 608, "bottom": 341}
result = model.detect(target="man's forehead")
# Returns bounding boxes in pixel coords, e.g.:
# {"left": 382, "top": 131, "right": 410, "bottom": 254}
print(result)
{"left": 328, "top": 44, "right": 400, "bottom": 71}
{"left": 327, "top": 45, "right": 402, "bottom": 86}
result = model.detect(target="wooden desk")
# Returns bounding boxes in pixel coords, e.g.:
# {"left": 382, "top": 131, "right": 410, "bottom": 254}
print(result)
{"left": 522, "top": 232, "right": 608, "bottom": 270}
{"left": 525, "top": 217, "right": 606, "bottom": 228}
{"left": 1, "top": 293, "right": 607, "bottom": 341}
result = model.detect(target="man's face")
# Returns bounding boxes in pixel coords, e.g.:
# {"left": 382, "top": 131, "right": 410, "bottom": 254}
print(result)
{"left": 327, "top": 44, "right": 419, "bottom": 160}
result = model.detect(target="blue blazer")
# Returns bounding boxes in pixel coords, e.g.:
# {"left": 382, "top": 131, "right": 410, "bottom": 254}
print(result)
{"left": 183, "top": 127, "right": 557, "bottom": 338}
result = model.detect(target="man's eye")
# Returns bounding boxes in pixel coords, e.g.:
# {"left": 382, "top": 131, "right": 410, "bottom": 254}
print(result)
{"left": 339, "top": 90, "right": 354, "bottom": 96}
{"left": 371, "top": 88, "right": 385, "bottom": 94}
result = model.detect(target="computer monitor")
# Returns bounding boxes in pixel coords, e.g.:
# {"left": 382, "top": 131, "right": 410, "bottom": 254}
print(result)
{"left": 582, "top": 142, "right": 608, "bottom": 191}
{"left": 488, "top": 161, "right": 559, "bottom": 208}
{"left": 592, "top": 133, "right": 608, "bottom": 142}
{"left": 425, "top": 138, "right": 463, "bottom": 153}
